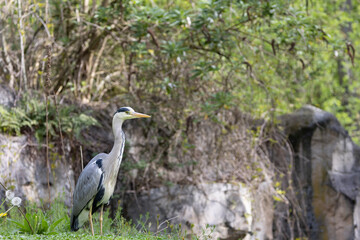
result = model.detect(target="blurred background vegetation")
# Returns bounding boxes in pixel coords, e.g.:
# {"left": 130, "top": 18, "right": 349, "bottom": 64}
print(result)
{"left": 0, "top": 0, "right": 358, "bottom": 143}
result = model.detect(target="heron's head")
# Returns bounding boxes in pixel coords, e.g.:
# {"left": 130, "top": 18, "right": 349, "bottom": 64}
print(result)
{"left": 113, "top": 107, "right": 151, "bottom": 121}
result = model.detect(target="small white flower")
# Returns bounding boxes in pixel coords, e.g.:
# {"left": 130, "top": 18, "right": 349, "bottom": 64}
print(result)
{"left": 5, "top": 190, "right": 14, "bottom": 201}
{"left": 11, "top": 197, "right": 22, "bottom": 207}
{"left": 186, "top": 16, "right": 192, "bottom": 27}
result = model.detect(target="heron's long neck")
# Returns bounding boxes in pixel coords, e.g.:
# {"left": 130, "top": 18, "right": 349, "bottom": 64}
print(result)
{"left": 105, "top": 119, "right": 125, "bottom": 177}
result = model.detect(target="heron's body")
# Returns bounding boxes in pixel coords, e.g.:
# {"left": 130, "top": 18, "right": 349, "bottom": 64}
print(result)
{"left": 70, "top": 107, "right": 150, "bottom": 234}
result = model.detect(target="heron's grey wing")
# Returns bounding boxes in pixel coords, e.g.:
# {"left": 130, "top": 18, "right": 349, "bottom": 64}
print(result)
{"left": 71, "top": 153, "right": 107, "bottom": 217}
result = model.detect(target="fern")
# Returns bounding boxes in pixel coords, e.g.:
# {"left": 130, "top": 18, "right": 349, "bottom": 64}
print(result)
{"left": 0, "top": 95, "right": 98, "bottom": 143}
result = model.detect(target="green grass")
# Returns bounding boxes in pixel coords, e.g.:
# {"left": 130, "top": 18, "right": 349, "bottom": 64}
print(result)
{"left": 0, "top": 231, "right": 184, "bottom": 240}
{"left": 0, "top": 232, "right": 182, "bottom": 240}
{"left": 0, "top": 198, "right": 185, "bottom": 240}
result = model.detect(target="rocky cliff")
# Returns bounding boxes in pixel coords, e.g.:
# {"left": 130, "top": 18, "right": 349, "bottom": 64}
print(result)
{"left": 1, "top": 93, "right": 359, "bottom": 239}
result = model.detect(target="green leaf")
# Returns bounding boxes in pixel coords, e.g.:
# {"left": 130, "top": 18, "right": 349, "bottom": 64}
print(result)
{"left": 47, "top": 217, "right": 64, "bottom": 234}
{"left": 38, "top": 218, "right": 49, "bottom": 234}
{"left": 7, "top": 218, "right": 28, "bottom": 232}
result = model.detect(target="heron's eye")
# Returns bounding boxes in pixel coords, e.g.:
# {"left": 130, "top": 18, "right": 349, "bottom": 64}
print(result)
{"left": 125, "top": 111, "right": 130, "bottom": 114}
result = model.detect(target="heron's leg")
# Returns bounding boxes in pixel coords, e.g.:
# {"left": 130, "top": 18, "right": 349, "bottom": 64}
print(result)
{"left": 89, "top": 205, "right": 94, "bottom": 236}
{"left": 100, "top": 205, "right": 104, "bottom": 235}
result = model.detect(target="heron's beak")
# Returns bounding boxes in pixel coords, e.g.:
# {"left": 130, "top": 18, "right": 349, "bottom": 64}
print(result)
{"left": 130, "top": 112, "right": 151, "bottom": 118}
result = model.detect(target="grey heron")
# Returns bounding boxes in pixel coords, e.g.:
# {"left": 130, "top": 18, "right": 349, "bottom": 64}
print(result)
{"left": 70, "top": 107, "right": 150, "bottom": 235}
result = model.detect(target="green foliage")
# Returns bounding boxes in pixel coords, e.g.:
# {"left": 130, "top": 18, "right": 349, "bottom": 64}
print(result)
{"left": 202, "top": 92, "right": 234, "bottom": 118}
{"left": 121, "top": 0, "right": 359, "bottom": 142}
{"left": 3, "top": 0, "right": 359, "bottom": 141}
{"left": 0, "top": 95, "right": 98, "bottom": 143}
{"left": 0, "top": 105, "right": 35, "bottom": 136}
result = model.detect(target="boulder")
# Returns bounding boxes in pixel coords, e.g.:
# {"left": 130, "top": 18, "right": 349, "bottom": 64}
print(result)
{"left": 124, "top": 182, "right": 273, "bottom": 240}
{"left": 282, "top": 105, "right": 360, "bottom": 239}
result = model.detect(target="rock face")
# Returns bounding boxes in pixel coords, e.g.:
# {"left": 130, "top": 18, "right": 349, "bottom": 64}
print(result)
{"left": 0, "top": 84, "right": 15, "bottom": 108}
{"left": 0, "top": 134, "right": 74, "bottom": 207}
{"left": 125, "top": 182, "right": 273, "bottom": 240}
{"left": 125, "top": 105, "right": 360, "bottom": 239}
{"left": 121, "top": 110, "right": 275, "bottom": 239}
{"left": 282, "top": 105, "right": 360, "bottom": 239}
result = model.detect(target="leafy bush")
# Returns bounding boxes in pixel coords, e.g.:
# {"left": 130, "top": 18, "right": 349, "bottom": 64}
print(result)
{"left": 1, "top": 0, "right": 359, "bottom": 140}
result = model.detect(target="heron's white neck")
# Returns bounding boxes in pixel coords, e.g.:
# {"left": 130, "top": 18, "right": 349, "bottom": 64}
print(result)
{"left": 100, "top": 117, "right": 126, "bottom": 200}
{"left": 107, "top": 118, "right": 126, "bottom": 171}
{"left": 112, "top": 117, "right": 124, "bottom": 143}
